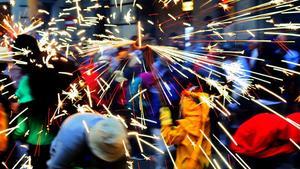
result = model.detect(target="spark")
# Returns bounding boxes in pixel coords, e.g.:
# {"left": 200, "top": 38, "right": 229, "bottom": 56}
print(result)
{"left": 199, "top": 145, "right": 217, "bottom": 169}
{"left": 128, "top": 132, "right": 144, "bottom": 153}
{"left": 200, "top": 129, "right": 233, "bottom": 169}
{"left": 128, "top": 88, "right": 147, "bottom": 102}
{"left": 161, "top": 133, "right": 178, "bottom": 169}
{"left": 9, "top": 108, "right": 28, "bottom": 125}
{"left": 168, "top": 13, "right": 177, "bottom": 21}
{"left": 246, "top": 30, "right": 255, "bottom": 37}
{"left": 123, "top": 140, "right": 130, "bottom": 157}
{"left": 264, "top": 32, "right": 300, "bottom": 37}
{"left": 255, "top": 84, "right": 287, "bottom": 103}
{"left": 290, "top": 138, "right": 300, "bottom": 150}
{"left": 218, "top": 122, "right": 238, "bottom": 146}
{"left": 130, "top": 118, "right": 147, "bottom": 129}
{"left": 147, "top": 20, "right": 154, "bottom": 25}
{"left": 218, "top": 3, "right": 230, "bottom": 11}
{"left": 12, "top": 154, "right": 26, "bottom": 169}
{"left": 84, "top": 86, "right": 93, "bottom": 108}
{"left": 136, "top": 4, "right": 143, "bottom": 10}
{"left": 1, "top": 162, "right": 8, "bottom": 169}
{"left": 213, "top": 159, "right": 222, "bottom": 169}
{"left": 141, "top": 154, "right": 151, "bottom": 160}
{"left": 82, "top": 120, "right": 90, "bottom": 133}
{"left": 135, "top": 117, "right": 157, "bottom": 124}
{"left": 252, "top": 99, "right": 300, "bottom": 129}
{"left": 38, "top": 9, "right": 49, "bottom": 15}
{"left": 213, "top": 135, "right": 251, "bottom": 169}
{"left": 281, "top": 60, "right": 300, "bottom": 67}
{"left": 183, "top": 22, "right": 191, "bottom": 27}
{"left": 58, "top": 72, "right": 73, "bottom": 76}
{"left": 137, "top": 21, "right": 142, "bottom": 48}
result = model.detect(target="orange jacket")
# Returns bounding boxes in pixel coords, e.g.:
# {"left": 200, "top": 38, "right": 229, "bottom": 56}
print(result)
{"left": 0, "top": 110, "right": 8, "bottom": 152}
{"left": 161, "top": 91, "right": 211, "bottom": 169}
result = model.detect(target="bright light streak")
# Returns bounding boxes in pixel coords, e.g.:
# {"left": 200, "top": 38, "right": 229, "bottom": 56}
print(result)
{"left": 9, "top": 107, "right": 28, "bottom": 125}
{"left": 161, "top": 133, "right": 178, "bottom": 169}
{"left": 82, "top": 120, "right": 89, "bottom": 133}
{"left": 218, "top": 122, "right": 238, "bottom": 146}
{"left": 290, "top": 138, "right": 300, "bottom": 150}
{"left": 200, "top": 129, "right": 233, "bottom": 169}
{"left": 128, "top": 88, "right": 147, "bottom": 102}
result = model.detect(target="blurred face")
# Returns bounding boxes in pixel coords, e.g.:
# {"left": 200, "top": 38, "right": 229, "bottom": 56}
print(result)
{"left": 248, "top": 42, "right": 257, "bottom": 50}
{"left": 276, "top": 35, "right": 287, "bottom": 41}
{"left": 116, "top": 50, "right": 128, "bottom": 60}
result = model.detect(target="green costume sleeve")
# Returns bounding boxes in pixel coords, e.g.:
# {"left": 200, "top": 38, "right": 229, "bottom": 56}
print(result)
{"left": 15, "top": 75, "right": 34, "bottom": 104}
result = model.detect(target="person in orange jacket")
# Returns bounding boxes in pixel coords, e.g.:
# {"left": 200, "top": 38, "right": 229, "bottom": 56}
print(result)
{"left": 0, "top": 103, "right": 8, "bottom": 153}
{"left": 160, "top": 88, "right": 212, "bottom": 169}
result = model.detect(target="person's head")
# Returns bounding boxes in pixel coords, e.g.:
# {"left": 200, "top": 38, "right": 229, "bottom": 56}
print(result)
{"left": 12, "top": 34, "right": 41, "bottom": 69}
{"left": 87, "top": 117, "right": 128, "bottom": 162}
{"left": 116, "top": 47, "right": 129, "bottom": 60}
{"left": 139, "top": 72, "right": 156, "bottom": 89}
{"left": 248, "top": 40, "right": 258, "bottom": 50}
{"left": 180, "top": 87, "right": 210, "bottom": 118}
{"left": 13, "top": 34, "right": 41, "bottom": 58}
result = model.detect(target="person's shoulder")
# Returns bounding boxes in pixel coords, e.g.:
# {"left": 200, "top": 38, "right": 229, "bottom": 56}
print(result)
{"left": 64, "top": 113, "right": 102, "bottom": 124}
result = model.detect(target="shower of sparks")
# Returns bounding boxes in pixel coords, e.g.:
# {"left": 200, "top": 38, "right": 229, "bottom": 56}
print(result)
{"left": 0, "top": 0, "right": 299, "bottom": 168}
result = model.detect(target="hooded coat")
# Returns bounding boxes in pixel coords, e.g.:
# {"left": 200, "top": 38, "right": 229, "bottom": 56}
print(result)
{"left": 161, "top": 90, "right": 211, "bottom": 169}
{"left": 230, "top": 112, "right": 300, "bottom": 158}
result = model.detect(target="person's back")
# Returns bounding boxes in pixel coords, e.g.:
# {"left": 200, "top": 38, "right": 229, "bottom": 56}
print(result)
{"left": 47, "top": 113, "right": 128, "bottom": 169}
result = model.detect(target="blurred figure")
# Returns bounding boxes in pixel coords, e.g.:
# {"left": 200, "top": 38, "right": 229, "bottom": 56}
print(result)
{"left": 0, "top": 102, "right": 8, "bottom": 156}
{"left": 168, "top": 32, "right": 184, "bottom": 50}
{"left": 12, "top": 34, "right": 77, "bottom": 168}
{"left": 244, "top": 39, "right": 259, "bottom": 70}
{"left": 160, "top": 88, "right": 211, "bottom": 169}
{"left": 0, "top": 52, "right": 17, "bottom": 163}
{"left": 47, "top": 113, "right": 129, "bottom": 169}
{"left": 185, "top": 35, "right": 203, "bottom": 53}
{"left": 12, "top": 34, "right": 55, "bottom": 169}
{"left": 127, "top": 72, "right": 166, "bottom": 169}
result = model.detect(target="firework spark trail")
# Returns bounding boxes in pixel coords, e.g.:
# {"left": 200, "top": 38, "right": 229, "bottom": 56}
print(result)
{"left": 200, "top": 129, "right": 233, "bottom": 169}
{"left": 0, "top": 0, "right": 299, "bottom": 168}
{"left": 8, "top": 107, "right": 28, "bottom": 125}
{"left": 199, "top": 145, "right": 217, "bottom": 169}
{"left": 148, "top": 44, "right": 285, "bottom": 87}
{"left": 166, "top": 1, "right": 299, "bottom": 43}
{"left": 161, "top": 133, "right": 178, "bottom": 169}
{"left": 252, "top": 99, "right": 300, "bottom": 129}
{"left": 290, "top": 138, "right": 300, "bottom": 150}
{"left": 213, "top": 135, "right": 251, "bottom": 169}
{"left": 218, "top": 122, "right": 238, "bottom": 145}
{"left": 255, "top": 84, "right": 287, "bottom": 103}
{"left": 12, "top": 154, "right": 26, "bottom": 169}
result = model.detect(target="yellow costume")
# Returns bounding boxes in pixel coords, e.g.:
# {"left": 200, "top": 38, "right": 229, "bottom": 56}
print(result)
{"left": 160, "top": 91, "right": 211, "bottom": 169}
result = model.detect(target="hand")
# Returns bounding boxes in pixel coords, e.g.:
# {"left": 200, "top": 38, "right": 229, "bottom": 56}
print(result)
{"left": 11, "top": 102, "right": 19, "bottom": 113}
{"left": 159, "top": 107, "right": 172, "bottom": 126}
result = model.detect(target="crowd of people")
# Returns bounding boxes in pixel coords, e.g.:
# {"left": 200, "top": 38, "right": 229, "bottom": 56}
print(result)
{"left": 0, "top": 32, "right": 299, "bottom": 169}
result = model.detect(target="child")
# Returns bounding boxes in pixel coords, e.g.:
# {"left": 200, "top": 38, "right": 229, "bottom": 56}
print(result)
{"left": 160, "top": 88, "right": 211, "bottom": 169}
